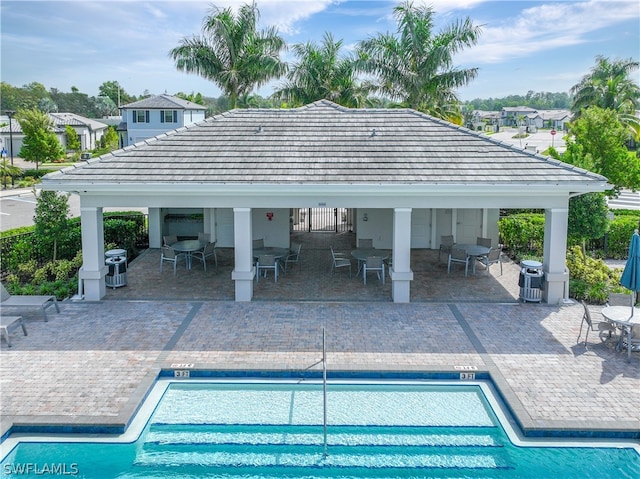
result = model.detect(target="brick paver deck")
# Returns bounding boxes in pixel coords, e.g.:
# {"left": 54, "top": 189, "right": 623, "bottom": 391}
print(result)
{"left": 1, "top": 238, "right": 638, "bottom": 442}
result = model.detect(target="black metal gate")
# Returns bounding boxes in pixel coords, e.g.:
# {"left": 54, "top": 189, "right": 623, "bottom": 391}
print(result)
{"left": 291, "top": 208, "right": 352, "bottom": 233}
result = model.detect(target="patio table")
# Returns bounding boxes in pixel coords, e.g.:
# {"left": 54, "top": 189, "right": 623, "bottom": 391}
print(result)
{"left": 351, "top": 249, "right": 390, "bottom": 276}
{"left": 457, "top": 244, "right": 490, "bottom": 275}
{"left": 601, "top": 306, "right": 640, "bottom": 361}
{"left": 253, "top": 247, "right": 290, "bottom": 273}
{"left": 172, "top": 239, "right": 206, "bottom": 270}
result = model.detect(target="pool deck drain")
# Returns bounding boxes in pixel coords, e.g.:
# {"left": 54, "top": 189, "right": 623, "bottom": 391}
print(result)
{"left": 0, "top": 300, "right": 638, "bottom": 441}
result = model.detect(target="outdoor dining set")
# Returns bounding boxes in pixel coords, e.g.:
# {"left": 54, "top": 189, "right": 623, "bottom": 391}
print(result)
{"left": 440, "top": 235, "right": 503, "bottom": 277}
{"left": 161, "top": 233, "right": 218, "bottom": 274}
{"left": 577, "top": 230, "right": 640, "bottom": 362}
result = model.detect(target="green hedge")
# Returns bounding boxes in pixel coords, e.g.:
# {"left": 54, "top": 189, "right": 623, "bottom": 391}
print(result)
{"left": 498, "top": 213, "right": 545, "bottom": 257}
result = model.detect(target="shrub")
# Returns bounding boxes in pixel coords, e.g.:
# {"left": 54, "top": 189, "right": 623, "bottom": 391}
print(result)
{"left": 498, "top": 213, "right": 545, "bottom": 257}
{"left": 607, "top": 215, "right": 640, "bottom": 259}
{"left": 566, "top": 245, "right": 617, "bottom": 303}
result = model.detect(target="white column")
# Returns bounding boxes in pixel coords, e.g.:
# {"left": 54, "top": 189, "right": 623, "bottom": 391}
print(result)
{"left": 148, "top": 208, "right": 161, "bottom": 248}
{"left": 390, "top": 207, "right": 414, "bottom": 303}
{"left": 543, "top": 206, "right": 569, "bottom": 304}
{"left": 79, "top": 206, "right": 107, "bottom": 300}
{"left": 231, "top": 207, "right": 254, "bottom": 301}
{"left": 451, "top": 209, "right": 458, "bottom": 242}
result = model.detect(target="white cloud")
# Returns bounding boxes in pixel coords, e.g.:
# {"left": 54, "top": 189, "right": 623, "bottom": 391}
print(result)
{"left": 458, "top": 0, "right": 640, "bottom": 65}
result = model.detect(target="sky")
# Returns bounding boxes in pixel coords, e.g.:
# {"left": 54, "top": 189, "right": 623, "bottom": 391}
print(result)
{"left": 1, "top": 0, "right": 638, "bottom": 102}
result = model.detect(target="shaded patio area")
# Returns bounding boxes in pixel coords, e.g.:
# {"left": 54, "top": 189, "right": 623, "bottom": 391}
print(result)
{"left": 105, "top": 231, "right": 522, "bottom": 303}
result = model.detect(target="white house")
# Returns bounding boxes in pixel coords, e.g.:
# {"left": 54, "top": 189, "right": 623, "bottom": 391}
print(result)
{"left": 117, "top": 94, "right": 207, "bottom": 147}
{"left": 42, "top": 101, "right": 609, "bottom": 304}
{"left": 0, "top": 113, "right": 108, "bottom": 158}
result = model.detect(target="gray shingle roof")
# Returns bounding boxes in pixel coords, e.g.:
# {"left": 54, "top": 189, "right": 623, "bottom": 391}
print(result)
{"left": 122, "top": 94, "right": 207, "bottom": 110}
{"left": 44, "top": 100, "right": 605, "bottom": 186}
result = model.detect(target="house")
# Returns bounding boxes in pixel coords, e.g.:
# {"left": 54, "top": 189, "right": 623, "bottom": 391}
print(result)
{"left": 117, "top": 94, "right": 207, "bottom": 147}
{"left": 538, "top": 110, "right": 572, "bottom": 131}
{"left": 0, "top": 113, "right": 108, "bottom": 157}
{"left": 41, "top": 100, "right": 609, "bottom": 304}
{"left": 500, "top": 106, "right": 538, "bottom": 127}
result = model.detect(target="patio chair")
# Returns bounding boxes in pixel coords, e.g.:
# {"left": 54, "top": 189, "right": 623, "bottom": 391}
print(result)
{"left": 476, "top": 237, "right": 492, "bottom": 248}
{"left": 284, "top": 243, "right": 302, "bottom": 273}
{"left": 163, "top": 235, "right": 177, "bottom": 246}
{"left": 478, "top": 247, "right": 503, "bottom": 275}
{"left": 439, "top": 235, "right": 455, "bottom": 261}
{"left": 191, "top": 242, "right": 217, "bottom": 271}
{"left": 363, "top": 256, "right": 385, "bottom": 285}
{"left": 1, "top": 316, "right": 27, "bottom": 347}
{"left": 577, "top": 301, "right": 617, "bottom": 347}
{"left": 256, "top": 254, "right": 278, "bottom": 283}
{"left": 1, "top": 283, "right": 60, "bottom": 322}
{"left": 606, "top": 293, "right": 633, "bottom": 307}
{"left": 160, "top": 246, "right": 185, "bottom": 275}
{"left": 447, "top": 247, "right": 469, "bottom": 276}
{"left": 197, "top": 232, "right": 211, "bottom": 243}
{"left": 358, "top": 238, "right": 373, "bottom": 249}
{"left": 330, "top": 247, "right": 352, "bottom": 277}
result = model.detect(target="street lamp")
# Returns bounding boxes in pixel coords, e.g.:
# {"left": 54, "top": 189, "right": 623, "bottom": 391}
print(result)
{"left": 4, "top": 110, "right": 16, "bottom": 186}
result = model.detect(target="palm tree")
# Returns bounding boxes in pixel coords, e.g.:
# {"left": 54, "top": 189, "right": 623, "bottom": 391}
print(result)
{"left": 570, "top": 55, "right": 640, "bottom": 140}
{"left": 274, "top": 32, "right": 369, "bottom": 108}
{"left": 356, "top": 1, "right": 481, "bottom": 123}
{"left": 169, "top": 2, "right": 286, "bottom": 110}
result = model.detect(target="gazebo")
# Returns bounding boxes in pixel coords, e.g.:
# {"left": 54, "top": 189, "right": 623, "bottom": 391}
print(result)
{"left": 41, "top": 100, "right": 608, "bottom": 303}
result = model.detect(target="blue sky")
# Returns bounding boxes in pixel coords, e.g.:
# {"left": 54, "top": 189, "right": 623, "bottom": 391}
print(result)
{"left": 1, "top": 0, "right": 638, "bottom": 102}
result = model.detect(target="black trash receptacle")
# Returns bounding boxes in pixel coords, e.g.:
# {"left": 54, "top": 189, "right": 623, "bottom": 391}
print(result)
{"left": 519, "top": 260, "right": 543, "bottom": 303}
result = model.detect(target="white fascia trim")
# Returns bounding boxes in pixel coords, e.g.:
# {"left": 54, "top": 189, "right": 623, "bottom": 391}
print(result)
{"left": 40, "top": 182, "right": 610, "bottom": 197}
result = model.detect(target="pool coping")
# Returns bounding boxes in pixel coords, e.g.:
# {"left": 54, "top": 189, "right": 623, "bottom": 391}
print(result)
{"left": 2, "top": 366, "right": 639, "bottom": 446}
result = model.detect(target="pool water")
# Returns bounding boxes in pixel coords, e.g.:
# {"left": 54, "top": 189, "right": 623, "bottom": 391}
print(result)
{"left": 1, "top": 381, "right": 639, "bottom": 478}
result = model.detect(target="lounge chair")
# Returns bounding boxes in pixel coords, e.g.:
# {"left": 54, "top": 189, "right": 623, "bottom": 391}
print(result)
{"left": 1, "top": 283, "right": 60, "bottom": 322}
{"left": 1, "top": 316, "right": 27, "bottom": 347}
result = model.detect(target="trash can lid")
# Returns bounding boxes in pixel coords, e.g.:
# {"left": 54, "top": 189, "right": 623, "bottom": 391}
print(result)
{"left": 521, "top": 260, "right": 542, "bottom": 268}
{"left": 106, "top": 249, "right": 126, "bottom": 258}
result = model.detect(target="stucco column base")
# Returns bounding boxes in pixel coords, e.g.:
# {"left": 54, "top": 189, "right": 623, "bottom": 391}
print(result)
{"left": 390, "top": 269, "right": 414, "bottom": 303}
{"left": 79, "top": 266, "right": 108, "bottom": 301}
{"left": 232, "top": 268, "right": 256, "bottom": 302}
{"left": 543, "top": 271, "right": 569, "bottom": 305}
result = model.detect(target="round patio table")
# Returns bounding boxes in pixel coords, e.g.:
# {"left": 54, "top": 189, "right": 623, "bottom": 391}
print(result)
{"left": 351, "top": 249, "right": 390, "bottom": 276}
{"left": 171, "top": 240, "right": 206, "bottom": 270}
{"left": 601, "top": 306, "right": 640, "bottom": 361}
{"left": 456, "top": 244, "right": 490, "bottom": 275}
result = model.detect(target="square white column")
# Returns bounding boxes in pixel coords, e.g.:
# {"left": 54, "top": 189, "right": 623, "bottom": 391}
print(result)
{"left": 231, "top": 207, "right": 254, "bottom": 301}
{"left": 390, "top": 208, "right": 414, "bottom": 303}
{"left": 543, "top": 207, "right": 569, "bottom": 304}
{"left": 148, "top": 208, "right": 161, "bottom": 248}
{"left": 79, "top": 206, "right": 107, "bottom": 300}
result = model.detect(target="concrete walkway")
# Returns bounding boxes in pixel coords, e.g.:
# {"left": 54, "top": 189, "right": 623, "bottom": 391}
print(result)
{"left": 1, "top": 297, "right": 638, "bottom": 441}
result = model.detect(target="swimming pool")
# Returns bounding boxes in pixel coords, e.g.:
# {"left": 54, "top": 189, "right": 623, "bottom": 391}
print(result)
{"left": 1, "top": 379, "right": 639, "bottom": 478}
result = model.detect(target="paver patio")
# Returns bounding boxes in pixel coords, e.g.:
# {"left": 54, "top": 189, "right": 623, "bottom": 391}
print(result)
{"left": 1, "top": 235, "right": 638, "bottom": 443}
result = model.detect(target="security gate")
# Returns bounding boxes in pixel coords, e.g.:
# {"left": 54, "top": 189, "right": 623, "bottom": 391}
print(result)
{"left": 292, "top": 208, "right": 352, "bottom": 233}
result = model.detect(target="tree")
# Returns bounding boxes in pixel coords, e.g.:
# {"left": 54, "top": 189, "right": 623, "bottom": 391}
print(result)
{"left": 570, "top": 56, "right": 640, "bottom": 140}
{"left": 356, "top": 1, "right": 481, "bottom": 123}
{"left": 274, "top": 32, "right": 369, "bottom": 108}
{"left": 1, "top": 159, "right": 21, "bottom": 189}
{"left": 33, "top": 190, "right": 70, "bottom": 262}
{"left": 100, "top": 126, "right": 118, "bottom": 150}
{"left": 169, "top": 2, "right": 286, "bottom": 109}
{"left": 65, "top": 125, "right": 81, "bottom": 151}
{"left": 562, "top": 106, "right": 640, "bottom": 193}
{"left": 92, "top": 95, "right": 118, "bottom": 117}
{"left": 17, "top": 108, "right": 65, "bottom": 169}
{"left": 98, "top": 81, "right": 136, "bottom": 107}
{"left": 568, "top": 193, "right": 609, "bottom": 254}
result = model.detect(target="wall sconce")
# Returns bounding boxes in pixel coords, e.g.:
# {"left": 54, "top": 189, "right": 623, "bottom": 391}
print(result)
{"left": 363, "top": 213, "right": 368, "bottom": 222}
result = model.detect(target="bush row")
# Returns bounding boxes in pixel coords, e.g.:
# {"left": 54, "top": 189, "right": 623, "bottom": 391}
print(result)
{"left": 1, "top": 213, "right": 148, "bottom": 299}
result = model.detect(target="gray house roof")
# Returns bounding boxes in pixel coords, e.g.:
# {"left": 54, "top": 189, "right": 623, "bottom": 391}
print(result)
{"left": 122, "top": 94, "right": 206, "bottom": 110}
{"left": 43, "top": 100, "right": 607, "bottom": 191}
